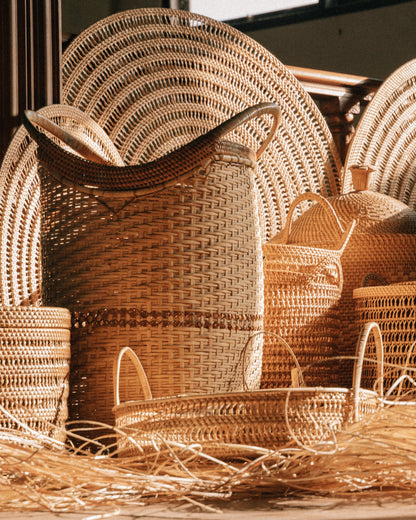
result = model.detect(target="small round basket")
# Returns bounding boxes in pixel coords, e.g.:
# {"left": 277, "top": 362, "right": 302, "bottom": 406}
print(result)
{"left": 113, "top": 323, "right": 383, "bottom": 459}
{"left": 0, "top": 306, "right": 71, "bottom": 442}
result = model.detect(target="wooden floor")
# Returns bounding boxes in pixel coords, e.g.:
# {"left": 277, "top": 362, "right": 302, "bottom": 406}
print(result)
{"left": 2, "top": 496, "right": 416, "bottom": 519}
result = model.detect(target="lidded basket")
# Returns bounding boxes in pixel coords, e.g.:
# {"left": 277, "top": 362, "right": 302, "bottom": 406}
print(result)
{"left": 286, "top": 166, "right": 416, "bottom": 386}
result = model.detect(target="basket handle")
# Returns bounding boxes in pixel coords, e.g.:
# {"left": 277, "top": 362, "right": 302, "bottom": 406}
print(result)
{"left": 241, "top": 331, "right": 305, "bottom": 390}
{"left": 352, "top": 321, "right": 384, "bottom": 422}
{"left": 22, "top": 102, "right": 281, "bottom": 199}
{"left": 113, "top": 347, "right": 153, "bottom": 407}
{"left": 280, "top": 192, "right": 355, "bottom": 252}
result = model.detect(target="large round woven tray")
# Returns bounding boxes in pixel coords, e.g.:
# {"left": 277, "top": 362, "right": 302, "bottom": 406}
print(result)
{"left": 62, "top": 7, "right": 342, "bottom": 242}
{"left": 0, "top": 306, "right": 71, "bottom": 442}
{"left": 113, "top": 323, "right": 384, "bottom": 459}
{"left": 344, "top": 58, "right": 416, "bottom": 209}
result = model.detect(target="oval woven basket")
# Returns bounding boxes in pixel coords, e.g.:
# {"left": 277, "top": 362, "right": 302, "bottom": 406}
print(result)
{"left": 24, "top": 103, "right": 281, "bottom": 429}
{"left": 354, "top": 280, "right": 416, "bottom": 397}
{"left": 343, "top": 58, "right": 416, "bottom": 210}
{"left": 262, "top": 193, "right": 355, "bottom": 389}
{"left": 113, "top": 323, "right": 383, "bottom": 459}
{"left": 0, "top": 306, "right": 71, "bottom": 442}
{"left": 61, "top": 7, "right": 342, "bottom": 242}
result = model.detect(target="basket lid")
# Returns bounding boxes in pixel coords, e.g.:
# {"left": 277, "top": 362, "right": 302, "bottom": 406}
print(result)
{"left": 353, "top": 279, "right": 416, "bottom": 299}
{"left": 283, "top": 166, "right": 416, "bottom": 247}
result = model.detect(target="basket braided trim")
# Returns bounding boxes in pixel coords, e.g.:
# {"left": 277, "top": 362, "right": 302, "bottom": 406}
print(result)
{"left": 344, "top": 58, "right": 416, "bottom": 209}
{"left": 62, "top": 7, "right": 342, "bottom": 242}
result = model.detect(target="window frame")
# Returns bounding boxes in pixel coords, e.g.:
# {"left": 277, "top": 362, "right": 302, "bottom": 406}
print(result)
{"left": 166, "top": 0, "right": 415, "bottom": 31}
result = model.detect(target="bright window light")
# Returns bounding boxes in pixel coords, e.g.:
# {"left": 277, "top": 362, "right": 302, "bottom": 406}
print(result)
{"left": 189, "top": 0, "right": 319, "bottom": 21}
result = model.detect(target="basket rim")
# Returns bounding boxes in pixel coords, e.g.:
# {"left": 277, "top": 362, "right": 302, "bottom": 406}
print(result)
{"left": 112, "top": 386, "right": 379, "bottom": 413}
{"left": 353, "top": 282, "right": 416, "bottom": 298}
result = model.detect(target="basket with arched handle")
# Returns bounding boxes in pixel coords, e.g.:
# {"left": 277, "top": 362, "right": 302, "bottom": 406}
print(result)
{"left": 24, "top": 102, "right": 280, "bottom": 430}
{"left": 113, "top": 323, "right": 383, "bottom": 459}
{"left": 262, "top": 192, "right": 355, "bottom": 389}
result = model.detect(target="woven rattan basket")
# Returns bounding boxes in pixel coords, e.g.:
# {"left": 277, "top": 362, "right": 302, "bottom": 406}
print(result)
{"left": 262, "top": 193, "right": 355, "bottom": 389}
{"left": 24, "top": 103, "right": 281, "bottom": 428}
{"left": 285, "top": 168, "right": 416, "bottom": 387}
{"left": 343, "top": 58, "right": 416, "bottom": 210}
{"left": 0, "top": 306, "right": 71, "bottom": 442}
{"left": 354, "top": 281, "right": 416, "bottom": 396}
{"left": 113, "top": 323, "right": 383, "bottom": 459}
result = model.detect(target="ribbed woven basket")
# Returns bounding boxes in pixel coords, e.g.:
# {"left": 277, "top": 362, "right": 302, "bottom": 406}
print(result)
{"left": 343, "top": 58, "right": 416, "bottom": 210}
{"left": 262, "top": 193, "right": 355, "bottom": 389}
{"left": 0, "top": 306, "right": 71, "bottom": 442}
{"left": 354, "top": 281, "right": 416, "bottom": 396}
{"left": 113, "top": 323, "right": 383, "bottom": 459}
{"left": 23, "top": 103, "right": 281, "bottom": 428}
{"left": 285, "top": 168, "right": 416, "bottom": 387}
{"left": 61, "top": 7, "right": 342, "bottom": 243}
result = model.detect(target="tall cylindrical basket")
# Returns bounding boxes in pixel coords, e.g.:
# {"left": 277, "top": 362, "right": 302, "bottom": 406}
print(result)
{"left": 23, "top": 102, "right": 281, "bottom": 428}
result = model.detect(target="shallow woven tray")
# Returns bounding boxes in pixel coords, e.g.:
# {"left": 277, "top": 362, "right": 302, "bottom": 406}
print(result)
{"left": 344, "top": 58, "right": 416, "bottom": 209}
{"left": 113, "top": 323, "right": 384, "bottom": 459}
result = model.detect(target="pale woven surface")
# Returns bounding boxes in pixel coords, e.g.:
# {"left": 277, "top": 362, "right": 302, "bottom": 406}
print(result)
{"left": 344, "top": 58, "right": 416, "bottom": 209}
{"left": 37, "top": 133, "right": 264, "bottom": 426}
{"left": 354, "top": 282, "right": 416, "bottom": 395}
{"left": 0, "top": 105, "right": 124, "bottom": 306}
{"left": 286, "top": 189, "right": 416, "bottom": 387}
{"left": 0, "top": 306, "right": 71, "bottom": 441}
{"left": 62, "top": 7, "right": 342, "bottom": 242}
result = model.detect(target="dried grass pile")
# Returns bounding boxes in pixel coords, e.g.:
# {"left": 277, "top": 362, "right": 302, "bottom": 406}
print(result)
{"left": 1, "top": 392, "right": 416, "bottom": 516}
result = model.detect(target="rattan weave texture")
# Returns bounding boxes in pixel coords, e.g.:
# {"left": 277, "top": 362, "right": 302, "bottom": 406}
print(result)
{"left": 61, "top": 7, "right": 342, "bottom": 242}
{"left": 0, "top": 104, "right": 124, "bottom": 306}
{"left": 113, "top": 323, "right": 383, "bottom": 458}
{"left": 262, "top": 193, "right": 355, "bottom": 389}
{"left": 285, "top": 173, "right": 416, "bottom": 387}
{"left": 344, "top": 58, "right": 416, "bottom": 209}
{"left": 354, "top": 281, "right": 416, "bottom": 396}
{"left": 0, "top": 306, "right": 71, "bottom": 441}
{"left": 26, "top": 104, "right": 281, "bottom": 429}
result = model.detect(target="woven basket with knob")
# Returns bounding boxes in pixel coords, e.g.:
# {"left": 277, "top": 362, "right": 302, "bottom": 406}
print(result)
{"left": 0, "top": 306, "right": 71, "bottom": 442}
{"left": 23, "top": 102, "right": 280, "bottom": 429}
{"left": 113, "top": 323, "right": 383, "bottom": 459}
{"left": 262, "top": 192, "right": 355, "bottom": 389}
{"left": 285, "top": 167, "right": 416, "bottom": 387}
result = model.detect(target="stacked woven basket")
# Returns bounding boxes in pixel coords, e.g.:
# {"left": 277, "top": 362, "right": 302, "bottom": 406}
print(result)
{"left": 0, "top": 8, "right": 415, "bottom": 457}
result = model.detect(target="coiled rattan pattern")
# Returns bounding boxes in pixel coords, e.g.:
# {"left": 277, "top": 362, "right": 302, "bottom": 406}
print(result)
{"left": 344, "top": 58, "right": 416, "bottom": 209}
{"left": 61, "top": 7, "right": 342, "bottom": 242}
